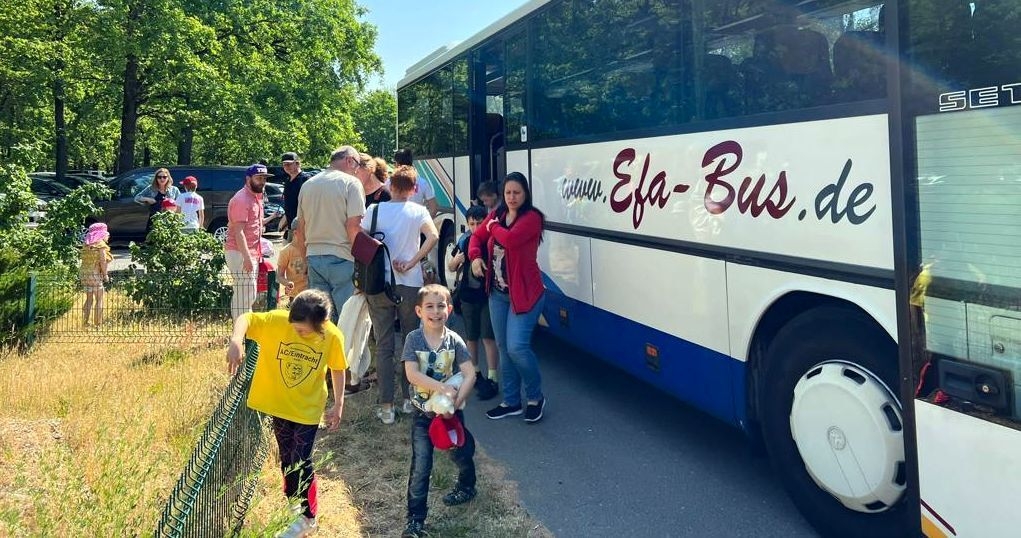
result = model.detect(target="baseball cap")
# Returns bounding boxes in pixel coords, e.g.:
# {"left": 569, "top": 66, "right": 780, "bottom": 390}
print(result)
{"left": 281, "top": 151, "right": 299, "bottom": 163}
{"left": 428, "top": 415, "right": 466, "bottom": 450}
{"left": 160, "top": 198, "right": 177, "bottom": 209}
{"left": 246, "top": 163, "right": 271, "bottom": 177}
{"left": 181, "top": 176, "right": 198, "bottom": 188}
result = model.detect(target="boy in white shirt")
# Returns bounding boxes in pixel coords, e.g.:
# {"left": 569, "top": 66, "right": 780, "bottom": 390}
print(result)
{"left": 178, "top": 176, "right": 205, "bottom": 232}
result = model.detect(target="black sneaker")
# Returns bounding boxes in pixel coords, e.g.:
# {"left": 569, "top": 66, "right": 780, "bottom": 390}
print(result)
{"left": 486, "top": 403, "right": 523, "bottom": 420}
{"left": 401, "top": 519, "right": 427, "bottom": 538}
{"left": 475, "top": 374, "right": 498, "bottom": 401}
{"left": 442, "top": 486, "right": 477, "bottom": 506}
{"left": 524, "top": 397, "right": 546, "bottom": 423}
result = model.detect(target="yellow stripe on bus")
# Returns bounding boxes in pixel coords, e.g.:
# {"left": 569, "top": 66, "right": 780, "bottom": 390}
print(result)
{"left": 922, "top": 514, "right": 949, "bottom": 538}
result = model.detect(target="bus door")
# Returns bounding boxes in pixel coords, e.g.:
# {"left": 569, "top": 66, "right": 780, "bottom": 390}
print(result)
{"left": 902, "top": 1, "right": 1021, "bottom": 536}
{"left": 470, "top": 40, "right": 507, "bottom": 201}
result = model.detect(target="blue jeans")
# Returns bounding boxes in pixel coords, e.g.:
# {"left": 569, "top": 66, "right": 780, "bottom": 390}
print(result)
{"left": 306, "top": 255, "right": 354, "bottom": 324}
{"left": 407, "top": 410, "right": 476, "bottom": 523}
{"left": 489, "top": 290, "right": 545, "bottom": 407}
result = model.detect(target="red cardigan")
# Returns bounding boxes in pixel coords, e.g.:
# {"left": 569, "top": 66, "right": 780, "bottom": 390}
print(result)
{"left": 468, "top": 209, "right": 545, "bottom": 314}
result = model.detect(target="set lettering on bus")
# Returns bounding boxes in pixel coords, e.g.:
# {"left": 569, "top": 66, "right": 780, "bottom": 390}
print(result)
{"left": 561, "top": 141, "right": 877, "bottom": 230}
{"left": 939, "top": 82, "right": 1021, "bottom": 112}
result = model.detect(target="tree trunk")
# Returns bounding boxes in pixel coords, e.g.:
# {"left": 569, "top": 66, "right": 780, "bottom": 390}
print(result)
{"left": 53, "top": 75, "right": 67, "bottom": 180}
{"left": 177, "top": 125, "right": 193, "bottom": 164}
{"left": 116, "top": 53, "right": 140, "bottom": 174}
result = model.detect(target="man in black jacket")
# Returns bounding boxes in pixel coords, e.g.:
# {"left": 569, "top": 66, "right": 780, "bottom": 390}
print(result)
{"left": 278, "top": 151, "right": 311, "bottom": 243}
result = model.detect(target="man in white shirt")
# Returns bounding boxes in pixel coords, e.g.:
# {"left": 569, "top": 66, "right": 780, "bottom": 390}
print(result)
{"left": 178, "top": 176, "right": 205, "bottom": 232}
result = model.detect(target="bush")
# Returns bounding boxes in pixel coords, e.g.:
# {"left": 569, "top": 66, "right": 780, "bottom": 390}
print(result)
{"left": 120, "top": 212, "right": 231, "bottom": 315}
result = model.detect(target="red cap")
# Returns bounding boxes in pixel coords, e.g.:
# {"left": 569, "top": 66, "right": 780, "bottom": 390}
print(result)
{"left": 428, "top": 415, "right": 465, "bottom": 450}
{"left": 181, "top": 175, "right": 198, "bottom": 188}
{"left": 161, "top": 198, "right": 177, "bottom": 209}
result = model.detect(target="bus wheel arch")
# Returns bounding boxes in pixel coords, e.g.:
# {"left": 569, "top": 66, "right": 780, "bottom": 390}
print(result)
{"left": 750, "top": 299, "right": 908, "bottom": 538}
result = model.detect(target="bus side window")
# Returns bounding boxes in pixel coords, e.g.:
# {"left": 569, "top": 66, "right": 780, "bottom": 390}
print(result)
{"left": 970, "top": 0, "right": 1021, "bottom": 87}
{"left": 741, "top": 20, "right": 833, "bottom": 114}
{"left": 832, "top": 30, "right": 886, "bottom": 101}
{"left": 701, "top": 54, "right": 741, "bottom": 120}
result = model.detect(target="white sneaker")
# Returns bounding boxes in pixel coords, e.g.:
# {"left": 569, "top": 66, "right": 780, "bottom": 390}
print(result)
{"left": 276, "top": 515, "right": 317, "bottom": 538}
{"left": 400, "top": 399, "right": 414, "bottom": 414}
{"left": 376, "top": 406, "right": 396, "bottom": 425}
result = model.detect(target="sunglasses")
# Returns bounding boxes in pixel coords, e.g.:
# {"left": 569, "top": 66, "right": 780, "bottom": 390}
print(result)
{"left": 425, "top": 351, "right": 438, "bottom": 379}
{"left": 156, "top": 175, "right": 169, "bottom": 179}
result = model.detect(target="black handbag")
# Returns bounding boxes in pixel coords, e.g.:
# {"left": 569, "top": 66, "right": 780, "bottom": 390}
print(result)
{"left": 353, "top": 204, "right": 401, "bottom": 304}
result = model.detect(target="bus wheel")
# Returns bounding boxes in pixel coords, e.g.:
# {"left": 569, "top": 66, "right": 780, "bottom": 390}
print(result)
{"left": 760, "top": 306, "right": 907, "bottom": 538}
{"left": 438, "top": 227, "right": 455, "bottom": 287}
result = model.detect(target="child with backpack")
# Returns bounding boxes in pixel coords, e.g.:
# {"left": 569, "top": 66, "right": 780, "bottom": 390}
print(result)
{"left": 448, "top": 204, "right": 499, "bottom": 400}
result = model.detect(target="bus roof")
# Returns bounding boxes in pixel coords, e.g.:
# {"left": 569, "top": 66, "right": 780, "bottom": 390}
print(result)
{"left": 396, "top": 0, "right": 550, "bottom": 89}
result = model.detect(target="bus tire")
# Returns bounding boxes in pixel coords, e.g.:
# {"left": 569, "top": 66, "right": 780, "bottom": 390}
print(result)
{"left": 438, "top": 226, "right": 455, "bottom": 287}
{"left": 759, "top": 306, "right": 908, "bottom": 538}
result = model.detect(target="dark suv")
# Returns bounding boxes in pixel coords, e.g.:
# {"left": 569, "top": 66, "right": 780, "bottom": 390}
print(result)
{"left": 92, "top": 166, "right": 283, "bottom": 242}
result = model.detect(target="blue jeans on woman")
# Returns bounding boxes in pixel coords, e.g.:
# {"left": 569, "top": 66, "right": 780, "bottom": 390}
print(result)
{"left": 488, "top": 289, "right": 545, "bottom": 407}
{"left": 407, "top": 410, "right": 476, "bottom": 523}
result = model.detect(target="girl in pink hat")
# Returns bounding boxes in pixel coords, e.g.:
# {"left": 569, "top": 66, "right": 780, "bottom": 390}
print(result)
{"left": 80, "top": 222, "right": 113, "bottom": 327}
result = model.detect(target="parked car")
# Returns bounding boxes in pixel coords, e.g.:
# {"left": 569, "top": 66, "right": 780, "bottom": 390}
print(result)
{"left": 89, "top": 166, "right": 281, "bottom": 243}
{"left": 29, "top": 175, "right": 74, "bottom": 201}
{"left": 29, "top": 171, "right": 104, "bottom": 192}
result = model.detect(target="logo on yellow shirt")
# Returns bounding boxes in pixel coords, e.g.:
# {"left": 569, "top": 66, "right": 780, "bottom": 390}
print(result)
{"left": 277, "top": 342, "right": 323, "bottom": 388}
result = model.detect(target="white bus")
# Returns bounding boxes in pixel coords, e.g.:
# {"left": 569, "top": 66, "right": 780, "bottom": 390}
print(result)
{"left": 397, "top": 1, "right": 1021, "bottom": 536}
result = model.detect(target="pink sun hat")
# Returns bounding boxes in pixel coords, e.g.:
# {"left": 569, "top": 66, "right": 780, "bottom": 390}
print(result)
{"left": 84, "top": 222, "right": 109, "bottom": 246}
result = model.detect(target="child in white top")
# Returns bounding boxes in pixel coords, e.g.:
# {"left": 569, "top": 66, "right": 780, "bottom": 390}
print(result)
{"left": 177, "top": 176, "right": 205, "bottom": 232}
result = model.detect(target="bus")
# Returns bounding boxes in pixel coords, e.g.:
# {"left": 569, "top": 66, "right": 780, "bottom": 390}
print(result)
{"left": 396, "top": 1, "right": 1021, "bottom": 536}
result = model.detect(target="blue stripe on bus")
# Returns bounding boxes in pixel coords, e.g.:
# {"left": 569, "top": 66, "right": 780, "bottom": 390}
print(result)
{"left": 540, "top": 288, "right": 746, "bottom": 429}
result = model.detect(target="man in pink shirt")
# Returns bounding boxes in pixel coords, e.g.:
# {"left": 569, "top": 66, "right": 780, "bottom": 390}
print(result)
{"left": 225, "top": 163, "right": 268, "bottom": 320}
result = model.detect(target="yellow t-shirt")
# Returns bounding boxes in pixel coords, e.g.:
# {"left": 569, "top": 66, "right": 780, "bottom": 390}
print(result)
{"left": 244, "top": 310, "right": 348, "bottom": 425}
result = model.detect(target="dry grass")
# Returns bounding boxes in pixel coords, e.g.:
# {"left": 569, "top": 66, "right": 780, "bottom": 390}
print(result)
{"left": 0, "top": 315, "right": 551, "bottom": 537}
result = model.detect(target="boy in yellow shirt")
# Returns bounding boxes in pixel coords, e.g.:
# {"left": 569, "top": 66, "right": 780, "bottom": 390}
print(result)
{"left": 227, "top": 289, "right": 346, "bottom": 538}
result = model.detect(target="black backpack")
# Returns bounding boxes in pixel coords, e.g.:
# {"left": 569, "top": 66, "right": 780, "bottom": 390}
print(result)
{"left": 451, "top": 232, "right": 487, "bottom": 313}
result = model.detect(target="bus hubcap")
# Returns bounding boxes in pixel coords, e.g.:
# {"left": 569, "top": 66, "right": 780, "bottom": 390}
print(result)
{"left": 789, "top": 361, "right": 905, "bottom": 513}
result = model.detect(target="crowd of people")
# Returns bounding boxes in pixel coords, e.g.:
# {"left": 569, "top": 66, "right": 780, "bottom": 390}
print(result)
{"left": 81, "top": 145, "right": 548, "bottom": 537}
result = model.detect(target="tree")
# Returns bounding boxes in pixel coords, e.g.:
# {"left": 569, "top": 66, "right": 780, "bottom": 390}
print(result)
{"left": 353, "top": 89, "right": 396, "bottom": 159}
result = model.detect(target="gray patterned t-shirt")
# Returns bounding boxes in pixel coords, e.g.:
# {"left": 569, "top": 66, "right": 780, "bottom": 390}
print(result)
{"left": 401, "top": 327, "right": 470, "bottom": 412}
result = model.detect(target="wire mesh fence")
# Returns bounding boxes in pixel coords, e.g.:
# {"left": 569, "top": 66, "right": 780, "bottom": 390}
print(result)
{"left": 154, "top": 340, "right": 270, "bottom": 538}
{"left": 21, "top": 269, "right": 281, "bottom": 344}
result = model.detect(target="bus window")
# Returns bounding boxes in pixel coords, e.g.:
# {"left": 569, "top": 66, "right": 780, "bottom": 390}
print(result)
{"left": 698, "top": 1, "right": 885, "bottom": 116}
{"left": 530, "top": 0, "right": 686, "bottom": 141}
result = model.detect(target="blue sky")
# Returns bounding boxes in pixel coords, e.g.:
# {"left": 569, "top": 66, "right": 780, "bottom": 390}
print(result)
{"left": 358, "top": 1, "right": 528, "bottom": 90}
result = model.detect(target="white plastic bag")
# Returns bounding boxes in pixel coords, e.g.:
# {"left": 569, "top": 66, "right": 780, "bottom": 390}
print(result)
{"left": 337, "top": 293, "right": 373, "bottom": 382}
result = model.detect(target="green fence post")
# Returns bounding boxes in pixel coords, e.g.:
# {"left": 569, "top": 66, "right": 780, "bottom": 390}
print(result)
{"left": 267, "top": 270, "right": 278, "bottom": 310}
{"left": 23, "top": 272, "right": 37, "bottom": 347}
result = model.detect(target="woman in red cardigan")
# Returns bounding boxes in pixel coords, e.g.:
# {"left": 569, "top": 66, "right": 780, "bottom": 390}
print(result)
{"left": 469, "top": 172, "right": 548, "bottom": 423}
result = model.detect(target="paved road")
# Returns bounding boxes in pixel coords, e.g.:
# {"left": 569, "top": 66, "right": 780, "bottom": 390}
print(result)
{"left": 462, "top": 331, "right": 819, "bottom": 537}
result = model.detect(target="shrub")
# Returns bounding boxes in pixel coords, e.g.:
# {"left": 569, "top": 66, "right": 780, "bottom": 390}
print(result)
{"left": 120, "top": 212, "right": 232, "bottom": 315}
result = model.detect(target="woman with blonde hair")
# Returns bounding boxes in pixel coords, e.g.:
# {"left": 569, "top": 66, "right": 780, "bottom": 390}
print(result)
{"left": 356, "top": 153, "right": 391, "bottom": 206}
{"left": 134, "top": 167, "right": 180, "bottom": 237}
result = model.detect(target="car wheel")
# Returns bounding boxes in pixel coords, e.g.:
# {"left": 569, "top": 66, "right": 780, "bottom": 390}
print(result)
{"left": 759, "top": 306, "right": 908, "bottom": 538}
{"left": 209, "top": 218, "right": 229, "bottom": 243}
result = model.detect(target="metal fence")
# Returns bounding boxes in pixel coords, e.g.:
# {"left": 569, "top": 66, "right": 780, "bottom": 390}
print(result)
{"left": 19, "top": 270, "right": 280, "bottom": 344}
{"left": 154, "top": 340, "right": 270, "bottom": 537}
